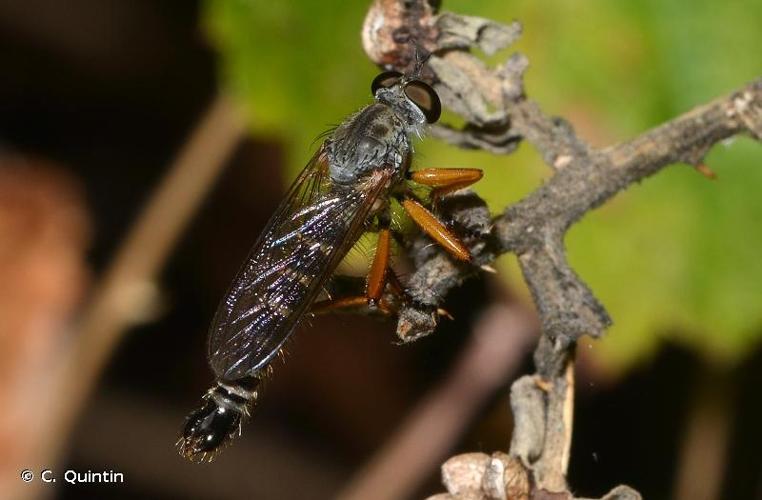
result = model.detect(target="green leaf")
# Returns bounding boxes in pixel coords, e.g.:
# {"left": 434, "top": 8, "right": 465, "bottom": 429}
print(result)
{"left": 203, "top": 0, "right": 762, "bottom": 373}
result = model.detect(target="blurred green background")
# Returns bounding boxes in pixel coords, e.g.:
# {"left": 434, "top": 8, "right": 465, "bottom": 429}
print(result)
{"left": 203, "top": 0, "right": 762, "bottom": 373}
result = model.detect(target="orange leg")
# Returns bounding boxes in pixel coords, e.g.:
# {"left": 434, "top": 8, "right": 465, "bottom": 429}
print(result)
{"left": 312, "top": 296, "right": 395, "bottom": 315}
{"left": 386, "top": 268, "right": 406, "bottom": 297}
{"left": 367, "top": 228, "right": 391, "bottom": 303}
{"left": 401, "top": 199, "right": 471, "bottom": 262}
{"left": 409, "top": 168, "right": 483, "bottom": 197}
{"left": 312, "top": 225, "right": 396, "bottom": 315}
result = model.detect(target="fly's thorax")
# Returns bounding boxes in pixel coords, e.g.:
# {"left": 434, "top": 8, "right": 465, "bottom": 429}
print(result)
{"left": 326, "top": 103, "right": 411, "bottom": 185}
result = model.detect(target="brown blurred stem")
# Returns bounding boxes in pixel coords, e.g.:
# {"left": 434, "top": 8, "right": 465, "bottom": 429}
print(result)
{"left": 40, "top": 94, "right": 246, "bottom": 468}
{"left": 673, "top": 366, "right": 734, "bottom": 500}
{"left": 338, "top": 303, "right": 537, "bottom": 500}
{"left": 362, "top": 0, "right": 762, "bottom": 498}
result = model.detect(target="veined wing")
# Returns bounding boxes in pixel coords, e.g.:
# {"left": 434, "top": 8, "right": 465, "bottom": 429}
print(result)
{"left": 208, "top": 150, "right": 393, "bottom": 380}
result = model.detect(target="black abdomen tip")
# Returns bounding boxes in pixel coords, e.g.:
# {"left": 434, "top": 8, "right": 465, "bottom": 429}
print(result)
{"left": 179, "top": 398, "right": 242, "bottom": 461}
{"left": 178, "top": 378, "right": 259, "bottom": 462}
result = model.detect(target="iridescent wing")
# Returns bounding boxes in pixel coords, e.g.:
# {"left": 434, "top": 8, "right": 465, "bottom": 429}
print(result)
{"left": 208, "top": 149, "right": 393, "bottom": 380}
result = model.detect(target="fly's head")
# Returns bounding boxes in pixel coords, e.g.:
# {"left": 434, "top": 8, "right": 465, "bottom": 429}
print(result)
{"left": 371, "top": 71, "right": 441, "bottom": 132}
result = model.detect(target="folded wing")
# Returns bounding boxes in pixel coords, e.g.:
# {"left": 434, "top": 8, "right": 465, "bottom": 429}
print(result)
{"left": 208, "top": 151, "right": 392, "bottom": 380}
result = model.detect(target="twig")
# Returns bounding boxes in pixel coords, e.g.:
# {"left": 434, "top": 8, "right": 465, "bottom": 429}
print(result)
{"left": 362, "top": 0, "right": 761, "bottom": 498}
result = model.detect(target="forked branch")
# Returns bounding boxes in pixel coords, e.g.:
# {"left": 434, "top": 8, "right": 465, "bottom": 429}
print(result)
{"left": 362, "top": 0, "right": 762, "bottom": 498}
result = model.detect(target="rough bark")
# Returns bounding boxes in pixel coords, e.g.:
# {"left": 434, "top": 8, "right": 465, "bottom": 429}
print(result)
{"left": 362, "top": 1, "right": 761, "bottom": 498}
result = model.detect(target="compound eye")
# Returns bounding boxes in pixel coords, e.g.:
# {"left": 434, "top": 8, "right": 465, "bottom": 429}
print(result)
{"left": 371, "top": 71, "right": 403, "bottom": 95}
{"left": 404, "top": 80, "right": 441, "bottom": 123}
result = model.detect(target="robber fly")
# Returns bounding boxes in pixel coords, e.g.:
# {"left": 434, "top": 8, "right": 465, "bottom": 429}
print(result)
{"left": 178, "top": 68, "right": 483, "bottom": 461}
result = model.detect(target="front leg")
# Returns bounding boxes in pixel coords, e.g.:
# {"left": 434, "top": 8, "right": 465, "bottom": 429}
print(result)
{"left": 400, "top": 197, "right": 472, "bottom": 262}
{"left": 408, "top": 167, "right": 483, "bottom": 199}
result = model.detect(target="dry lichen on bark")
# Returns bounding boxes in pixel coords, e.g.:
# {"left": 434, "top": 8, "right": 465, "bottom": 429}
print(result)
{"left": 361, "top": 1, "right": 762, "bottom": 499}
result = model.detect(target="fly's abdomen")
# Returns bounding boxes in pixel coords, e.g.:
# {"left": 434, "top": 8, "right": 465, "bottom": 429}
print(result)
{"left": 181, "top": 101, "right": 399, "bottom": 460}
{"left": 207, "top": 184, "right": 373, "bottom": 382}
{"left": 179, "top": 182, "right": 379, "bottom": 461}
{"left": 179, "top": 376, "right": 261, "bottom": 461}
